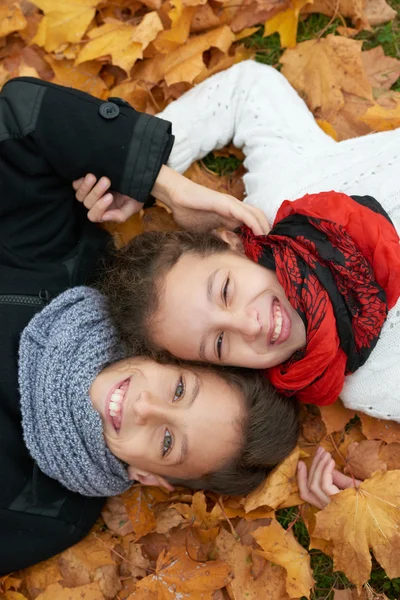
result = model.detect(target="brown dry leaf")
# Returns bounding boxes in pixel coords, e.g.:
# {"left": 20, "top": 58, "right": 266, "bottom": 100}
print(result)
{"left": 155, "top": 505, "right": 186, "bottom": 533}
{"left": 313, "top": 470, "right": 400, "bottom": 590}
{"left": 35, "top": 581, "right": 105, "bottom": 600}
{"left": 329, "top": 90, "right": 375, "bottom": 139}
{"left": 31, "top": 0, "right": 100, "bottom": 53}
{"left": 301, "top": 0, "right": 368, "bottom": 29}
{"left": 2, "top": 593, "right": 29, "bottom": 600}
{"left": 57, "top": 534, "right": 116, "bottom": 586}
{"left": 185, "top": 161, "right": 245, "bottom": 200}
{"left": 360, "top": 413, "right": 400, "bottom": 444}
{"left": 135, "top": 546, "right": 232, "bottom": 599}
{"left": 76, "top": 12, "right": 163, "bottom": 73}
{"left": 244, "top": 446, "right": 300, "bottom": 512}
{"left": 215, "top": 528, "right": 290, "bottom": 600}
{"left": 346, "top": 440, "right": 386, "bottom": 480}
{"left": 101, "top": 496, "right": 134, "bottom": 536}
{"left": 320, "top": 401, "right": 356, "bottom": 435}
{"left": 320, "top": 424, "right": 366, "bottom": 469}
{"left": 252, "top": 519, "right": 314, "bottom": 599}
{"left": 281, "top": 35, "right": 373, "bottom": 122}
{"left": 0, "top": 2, "right": 27, "bottom": 37}
{"left": 362, "top": 46, "right": 400, "bottom": 90}
{"left": 174, "top": 490, "right": 222, "bottom": 529}
{"left": 360, "top": 98, "right": 400, "bottom": 131}
{"left": 301, "top": 409, "right": 327, "bottom": 444}
{"left": 22, "top": 558, "right": 62, "bottom": 599}
{"left": 121, "top": 486, "right": 170, "bottom": 541}
{"left": 264, "top": 0, "right": 313, "bottom": 49}
{"left": 379, "top": 442, "right": 400, "bottom": 470}
{"left": 229, "top": 0, "right": 289, "bottom": 33}
{"left": 364, "top": 0, "right": 397, "bottom": 25}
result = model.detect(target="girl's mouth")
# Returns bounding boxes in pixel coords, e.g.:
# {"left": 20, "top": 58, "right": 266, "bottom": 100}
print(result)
{"left": 269, "top": 298, "right": 291, "bottom": 346}
{"left": 106, "top": 378, "right": 130, "bottom": 432}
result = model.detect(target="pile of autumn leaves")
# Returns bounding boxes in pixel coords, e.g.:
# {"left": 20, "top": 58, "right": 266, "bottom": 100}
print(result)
{"left": 4, "top": 401, "right": 400, "bottom": 600}
{"left": 1, "top": 0, "right": 400, "bottom": 598}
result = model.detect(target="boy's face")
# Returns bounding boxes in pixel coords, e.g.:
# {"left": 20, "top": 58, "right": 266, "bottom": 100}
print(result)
{"left": 90, "top": 359, "right": 243, "bottom": 489}
{"left": 154, "top": 247, "right": 307, "bottom": 369}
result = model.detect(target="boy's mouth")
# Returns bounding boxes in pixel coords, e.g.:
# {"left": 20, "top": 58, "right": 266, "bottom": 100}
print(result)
{"left": 268, "top": 298, "right": 290, "bottom": 346}
{"left": 106, "top": 378, "right": 130, "bottom": 432}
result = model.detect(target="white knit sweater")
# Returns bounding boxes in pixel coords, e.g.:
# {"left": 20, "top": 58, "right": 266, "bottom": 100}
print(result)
{"left": 158, "top": 60, "right": 400, "bottom": 420}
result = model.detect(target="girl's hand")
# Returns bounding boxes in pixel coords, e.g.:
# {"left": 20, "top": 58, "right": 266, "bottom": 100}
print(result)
{"left": 73, "top": 174, "right": 143, "bottom": 223}
{"left": 72, "top": 166, "right": 270, "bottom": 235}
{"left": 297, "top": 447, "right": 361, "bottom": 509}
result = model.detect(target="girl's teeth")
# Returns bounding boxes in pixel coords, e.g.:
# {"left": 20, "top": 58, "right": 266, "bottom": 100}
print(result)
{"left": 271, "top": 303, "right": 283, "bottom": 343}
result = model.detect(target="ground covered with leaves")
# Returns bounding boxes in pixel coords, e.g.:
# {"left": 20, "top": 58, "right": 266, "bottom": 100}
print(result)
{"left": 1, "top": 0, "right": 400, "bottom": 599}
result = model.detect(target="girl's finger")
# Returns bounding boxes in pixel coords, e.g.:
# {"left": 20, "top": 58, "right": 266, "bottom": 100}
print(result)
{"left": 309, "top": 452, "right": 332, "bottom": 506}
{"left": 321, "top": 458, "right": 340, "bottom": 496}
{"left": 75, "top": 173, "right": 97, "bottom": 202}
{"left": 297, "top": 461, "right": 324, "bottom": 509}
{"left": 87, "top": 194, "right": 113, "bottom": 222}
{"left": 82, "top": 177, "right": 111, "bottom": 210}
{"left": 308, "top": 446, "right": 325, "bottom": 484}
{"left": 72, "top": 177, "right": 84, "bottom": 191}
{"left": 332, "top": 469, "right": 361, "bottom": 490}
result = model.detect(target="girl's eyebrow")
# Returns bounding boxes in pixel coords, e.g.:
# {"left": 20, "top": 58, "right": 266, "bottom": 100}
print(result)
{"left": 207, "top": 269, "right": 220, "bottom": 302}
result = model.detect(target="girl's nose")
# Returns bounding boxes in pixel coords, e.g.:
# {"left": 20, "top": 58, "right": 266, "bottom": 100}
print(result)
{"left": 232, "top": 308, "right": 261, "bottom": 338}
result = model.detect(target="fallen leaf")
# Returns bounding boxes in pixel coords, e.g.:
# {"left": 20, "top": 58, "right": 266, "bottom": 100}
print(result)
{"left": 252, "top": 519, "right": 314, "bottom": 598}
{"left": 320, "top": 401, "right": 357, "bottom": 435}
{"left": 101, "top": 496, "right": 134, "bottom": 536}
{"left": 316, "top": 118, "right": 338, "bottom": 140}
{"left": 364, "top": 0, "right": 397, "bottom": 25}
{"left": 121, "top": 486, "right": 169, "bottom": 541}
{"left": 313, "top": 470, "right": 400, "bottom": 590}
{"left": 360, "top": 98, "right": 400, "bottom": 131}
{"left": 215, "top": 528, "right": 290, "bottom": 600}
{"left": 229, "top": 0, "right": 289, "bottom": 33}
{"left": 360, "top": 414, "right": 400, "bottom": 444}
{"left": 45, "top": 55, "right": 107, "bottom": 97}
{"left": 264, "top": 0, "right": 313, "bottom": 49}
{"left": 185, "top": 161, "right": 245, "bottom": 200}
{"left": 301, "top": 0, "right": 368, "bottom": 29}
{"left": 155, "top": 505, "right": 186, "bottom": 533}
{"left": 76, "top": 12, "right": 163, "bottom": 73}
{"left": 301, "top": 408, "right": 327, "bottom": 444}
{"left": 346, "top": 440, "right": 386, "bottom": 479}
{"left": 35, "top": 581, "right": 105, "bottom": 600}
{"left": 136, "top": 546, "right": 232, "bottom": 598}
{"left": 0, "top": 2, "right": 27, "bottom": 37}
{"left": 22, "top": 558, "right": 62, "bottom": 599}
{"left": 31, "top": 0, "right": 100, "bottom": 53}
{"left": 57, "top": 534, "right": 116, "bottom": 587}
{"left": 154, "top": 0, "right": 195, "bottom": 52}
{"left": 244, "top": 446, "right": 300, "bottom": 512}
{"left": 281, "top": 35, "right": 373, "bottom": 122}
{"left": 362, "top": 46, "right": 400, "bottom": 90}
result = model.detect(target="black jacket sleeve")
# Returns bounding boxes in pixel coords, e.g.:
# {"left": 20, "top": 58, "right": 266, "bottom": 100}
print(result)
{"left": 0, "top": 77, "right": 174, "bottom": 206}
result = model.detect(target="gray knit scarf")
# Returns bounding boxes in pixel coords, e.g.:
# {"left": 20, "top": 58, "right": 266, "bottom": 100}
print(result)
{"left": 19, "top": 286, "right": 131, "bottom": 497}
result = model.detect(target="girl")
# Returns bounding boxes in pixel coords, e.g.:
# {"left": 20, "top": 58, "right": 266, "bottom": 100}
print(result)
{"left": 0, "top": 75, "right": 297, "bottom": 574}
{"left": 86, "top": 60, "right": 400, "bottom": 421}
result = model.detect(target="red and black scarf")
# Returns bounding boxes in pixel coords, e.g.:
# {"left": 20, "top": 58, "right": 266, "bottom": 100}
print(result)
{"left": 239, "top": 191, "right": 400, "bottom": 406}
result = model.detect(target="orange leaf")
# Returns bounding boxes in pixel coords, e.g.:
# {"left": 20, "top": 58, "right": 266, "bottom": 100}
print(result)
{"left": 0, "top": 2, "right": 27, "bottom": 37}
{"left": 264, "top": 0, "right": 313, "bottom": 48}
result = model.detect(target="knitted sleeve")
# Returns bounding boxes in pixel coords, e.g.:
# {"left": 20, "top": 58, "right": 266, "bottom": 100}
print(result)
{"left": 157, "top": 60, "right": 335, "bottom": 223}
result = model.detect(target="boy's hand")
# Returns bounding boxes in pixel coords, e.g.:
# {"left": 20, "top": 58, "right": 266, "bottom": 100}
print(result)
{"left": 72, "top": 166, "right": 270, "bottom": 235}
{"left": 297, "top": 447, "right": 361, "bottom": 510}
{"left": 73, "top": 174, "right": 143, "bottom": 223}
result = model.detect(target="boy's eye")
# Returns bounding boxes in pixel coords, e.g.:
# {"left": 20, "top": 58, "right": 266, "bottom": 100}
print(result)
{"left": 216, "top": 332, "right": 224, "bottom": 360}
{"left": 173, "top": 377, "right": 185, "bottom": 402}
{"left": 162, "top": 428, "right": 173, "bottom": 457}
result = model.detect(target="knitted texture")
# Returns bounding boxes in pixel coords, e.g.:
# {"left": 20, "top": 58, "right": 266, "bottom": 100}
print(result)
{"left": 19, "top": 286, "right": 131, "bottom": 497}
{"left": 158, "top": 60, "right": 400, "bottom": 420}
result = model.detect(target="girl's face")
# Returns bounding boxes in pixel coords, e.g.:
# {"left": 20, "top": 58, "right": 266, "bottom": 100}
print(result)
{"left": 90, "top": 358, "right": 243, "bottom": 489}
{"left": 154, "top": 246, "right": 307, "bottom": 369}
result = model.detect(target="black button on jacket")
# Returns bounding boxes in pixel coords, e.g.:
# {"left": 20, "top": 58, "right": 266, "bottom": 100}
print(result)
{"left": 0, "top": 77, "right": 174, "bottom": 575}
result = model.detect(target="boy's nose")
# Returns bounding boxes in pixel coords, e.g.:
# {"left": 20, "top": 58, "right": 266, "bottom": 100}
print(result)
{"left": 132, "top": 392, "right": 167, "bottom": 425}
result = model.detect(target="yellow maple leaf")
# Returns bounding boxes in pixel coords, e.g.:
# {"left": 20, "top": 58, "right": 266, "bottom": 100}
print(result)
{"left": 244, "top": 446, "right": 300, "bottom": 512}
{"left": 45, "top": 56, "right": 107, "bottom": 98}
{"left": 154, "top": 0, "right": 196, "bottom": 53}
{"left": 0, "top": 2, "right": 27, "bottom": 37}
{"left": 34, "top": 581, "right": 103, "bottom": 600}
{"left": 360, "top": 99, "right": 400, "bottom": 131}
{"left": 264, "top": 0, "right": 313, "bottom": 48}
{"left": 75, "top": 12, "right": 163, "bottom": 73}
{"left": 280, "top": 35, "right": 373, "bottom": 121}
{"left": 31, "top": 0, "right": 100, "bottom": 53}
{"left": 135, "top": 546, "right": 231, "bottom": 599}
{"left": 313, "top": 470, "right": 400, "bottom": 590}
{"left": 253, "top": 519, "right": 314, "bottom": 598}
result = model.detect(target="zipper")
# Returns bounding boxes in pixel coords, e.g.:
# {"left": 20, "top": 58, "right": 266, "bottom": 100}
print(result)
{"left": 0, "top": 289, "right": 50, "bottom": 307}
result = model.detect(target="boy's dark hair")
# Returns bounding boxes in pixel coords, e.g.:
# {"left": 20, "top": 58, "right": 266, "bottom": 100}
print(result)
{"left": 101, "top": 229, "right": 229, "bottom": 356}
{"left": 167, "top": 367, "right": 300, "bottom": 496}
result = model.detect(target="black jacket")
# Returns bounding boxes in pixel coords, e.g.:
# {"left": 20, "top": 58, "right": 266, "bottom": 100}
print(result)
{"left": 0, "top": 77, "right": 173, "bottom": 574}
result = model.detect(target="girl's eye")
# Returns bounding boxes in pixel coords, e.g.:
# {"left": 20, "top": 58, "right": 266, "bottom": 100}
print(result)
{"left": 216, "top": 332, "right": 224, "bottom": 360}
{"left": 222, "top": 277, "right": 230, "bottom": 304}
{"left": 173, "top": 377, "right": 185, "bottom": 402}
{"left": 162, "top": 428, "right": 173, "bottom": 457}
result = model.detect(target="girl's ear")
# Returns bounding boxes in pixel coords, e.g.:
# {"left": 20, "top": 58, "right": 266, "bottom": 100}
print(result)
{"left": 127, "top": 466, "right": 175, "bottom": 492}
{"left": 213, "top": 229, "right": 245, "bottom": 254}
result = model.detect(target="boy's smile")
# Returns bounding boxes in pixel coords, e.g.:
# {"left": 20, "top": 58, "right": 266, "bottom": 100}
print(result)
{"left": 154, "top": 246, "right": 307, "bottom": 369}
